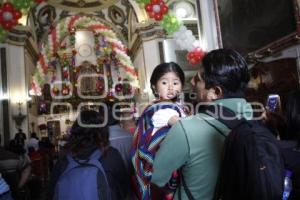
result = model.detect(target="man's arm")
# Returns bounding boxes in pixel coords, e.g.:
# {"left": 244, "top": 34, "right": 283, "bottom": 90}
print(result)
{"left": 151, "top": 121, "right": 189, "bottom": 186}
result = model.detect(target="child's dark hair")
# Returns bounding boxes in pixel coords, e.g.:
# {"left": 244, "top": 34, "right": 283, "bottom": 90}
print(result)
{"left": 150, "top": 62, "right": 185, "bottom": 96}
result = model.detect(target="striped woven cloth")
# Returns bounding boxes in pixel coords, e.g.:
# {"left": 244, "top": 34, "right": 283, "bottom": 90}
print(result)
{"left": 131, "top": 101, "right": 184, "bottom": 200}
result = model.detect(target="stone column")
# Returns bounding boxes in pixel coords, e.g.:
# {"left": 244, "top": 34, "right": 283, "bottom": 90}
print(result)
{"left": 4, "top": 25, "right": 38, "bottom": 141}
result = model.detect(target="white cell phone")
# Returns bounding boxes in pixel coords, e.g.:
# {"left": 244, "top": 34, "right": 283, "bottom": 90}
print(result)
{"left": 267, "top": 94, "right": 280, "bottom": 112}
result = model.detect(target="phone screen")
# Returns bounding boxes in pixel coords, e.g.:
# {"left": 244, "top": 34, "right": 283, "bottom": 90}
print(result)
{"left": 267, "top": 94, "right": 280, "bottom": 112}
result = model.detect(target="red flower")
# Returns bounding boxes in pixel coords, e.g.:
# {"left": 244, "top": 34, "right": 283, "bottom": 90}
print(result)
{"left": 0, "top": 3, "right": 22, "bottom": 30}
{"left": 186, "top": 48, "right": 206, "bottom": 65}
{"left": 35, "top": 0, "right": 45, "bottom": 3}
{"left": 38, "top": 123, "right": 47, "bottom": 130}
{"left": 145, "top": 0, "right": 169, "bottom": 21}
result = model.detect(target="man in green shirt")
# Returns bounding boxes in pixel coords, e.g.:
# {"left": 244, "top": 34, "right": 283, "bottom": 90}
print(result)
{"left": 151, "top": 49, "right": 253, "bottom": 200}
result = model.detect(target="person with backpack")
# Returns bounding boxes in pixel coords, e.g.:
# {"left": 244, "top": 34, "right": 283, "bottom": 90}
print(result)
{"left": 151, "top": 49, "right": 278, "bottom": 200}
{"left": 47, "top": 110, "right": 129, "bottom": 200}
{"left": 0, "top": 134, "right": 32, "bottom": 200}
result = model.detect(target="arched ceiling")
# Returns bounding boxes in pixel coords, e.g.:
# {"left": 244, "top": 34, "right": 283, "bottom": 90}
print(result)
{"left": 31, "top": 0, "right": 141, "bottom": 45}
{"left": 47, "top": 0, "right": 119, "bottom": 12}
{"left": 29, "top": 0, "right": 197, "bottom": 47}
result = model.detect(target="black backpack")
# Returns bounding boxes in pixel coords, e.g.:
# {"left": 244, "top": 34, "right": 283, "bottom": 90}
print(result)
{"left": 202, "top": 105, "right": 284, "bottom": 200}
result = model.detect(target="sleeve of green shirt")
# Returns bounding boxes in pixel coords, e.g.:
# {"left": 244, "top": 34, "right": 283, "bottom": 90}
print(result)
{"left": 151, "top": 120, "right": 189, "bottom": 186}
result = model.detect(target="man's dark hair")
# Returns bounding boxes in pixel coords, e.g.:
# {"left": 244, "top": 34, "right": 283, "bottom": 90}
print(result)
{"left": 68, "top": 110, "right": 109, "bottom": 157}
{"left": 202, "top": 49, "right": 250, "bottom": 98}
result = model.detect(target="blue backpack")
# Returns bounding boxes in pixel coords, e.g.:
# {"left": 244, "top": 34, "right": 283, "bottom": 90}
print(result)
{"left": 54, "top": 149, "right": 111, "bottom": 200}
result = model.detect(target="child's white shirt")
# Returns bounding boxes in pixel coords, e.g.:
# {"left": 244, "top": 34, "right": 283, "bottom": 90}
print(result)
{"left": 151, "top": 103, "right": 187, "bottom": 136}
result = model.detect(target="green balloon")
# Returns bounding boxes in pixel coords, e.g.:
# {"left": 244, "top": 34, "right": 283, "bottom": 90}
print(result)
{"left": 0, "top": 28, "right": 7, "bottom": 43}
{"left": 161, "top": 14, "right": 181, "bottom": 35}
{"left": 23, "top": 1, "right": 30, "bottom": 9}
{"left": 28, "top": 0, "right": 35, "bottom": 7}
{"left": 0, "top": 35, "right": 7, "bottom": 43}
{"left": 13, "top": 1, "right": 23, "bottom": 10}
{"left": 135, "top": 0, "right": 150, "bottom": 4}
{"left": 13, "top": 0, "right": 33, "bottom": 10}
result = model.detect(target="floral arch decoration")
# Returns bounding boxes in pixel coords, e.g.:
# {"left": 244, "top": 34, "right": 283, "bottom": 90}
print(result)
{"left": 30, "top": 15, "right": 139, "bottom": 101}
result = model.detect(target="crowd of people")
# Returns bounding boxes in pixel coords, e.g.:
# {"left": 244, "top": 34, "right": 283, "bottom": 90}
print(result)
{"left": 0, "top": 130, "right": 55, "bottom": 200}
{"left": 0, "top": 48, "right": 299, "bottom": 200}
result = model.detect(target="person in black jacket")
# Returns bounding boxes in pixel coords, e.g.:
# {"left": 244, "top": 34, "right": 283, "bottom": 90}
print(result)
{"left": 279, "top": 90, "right": 300, "bottom": 199}
{"left": 48, "top": 110, "right": 130, "bottom": 200}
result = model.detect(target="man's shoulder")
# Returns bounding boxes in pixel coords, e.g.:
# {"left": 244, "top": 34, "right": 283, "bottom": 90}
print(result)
{"left": 176, "top": 113, "right": 224, "bottom": 135}
{"left": 180, "top": 113, "right": 211, "bottom": 125}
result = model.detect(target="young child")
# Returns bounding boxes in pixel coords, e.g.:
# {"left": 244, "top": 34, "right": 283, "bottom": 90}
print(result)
{"left": 131, "top": 62, "right": 187, "bottom": 200}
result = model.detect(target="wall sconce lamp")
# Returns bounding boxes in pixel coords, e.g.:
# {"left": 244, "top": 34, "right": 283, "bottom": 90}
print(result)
{"left": 12, "top": 102, "right": 26, "bottom": 128}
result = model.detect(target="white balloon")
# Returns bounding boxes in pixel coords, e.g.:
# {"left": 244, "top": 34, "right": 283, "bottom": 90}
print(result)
{"left": 175, "top": 40, "right": 185, "bottom": 50}
{"left": 187, "top": 35, "right": 196, "bottom": 43}
{"left": 192, "top": 40, "right": 201, "bottom": 48}
{"left": 153, "top": 5, "right": 161, "bottom": 13}
{"left": 179, "top": 33, "right": 186, "bottom": 40}
{"left": 173, "top": 31, "right": 180, "bottom": 39}
{"left": 3, "top": 12, "right": 13, "bottom": 21}
{"left": 179, "top": 25, "right": 187, "bottom": 32}
{"left": 186, "top": 30, "right": 193, "bottom": 36}
{"left": 187, "top": 45, "right": 194, "bottom": 51}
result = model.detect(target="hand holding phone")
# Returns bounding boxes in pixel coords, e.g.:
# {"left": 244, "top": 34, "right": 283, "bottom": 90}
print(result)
{"left": 267, "top": 94, "right": 280, "bottom": 112}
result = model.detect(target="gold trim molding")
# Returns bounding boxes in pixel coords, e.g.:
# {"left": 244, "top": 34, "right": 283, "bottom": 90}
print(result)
{"left": 129, "top": 22, "right": 166, "bottom": 60}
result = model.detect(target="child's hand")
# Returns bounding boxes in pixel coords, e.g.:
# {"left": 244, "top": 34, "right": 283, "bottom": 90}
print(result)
{"left": 168, "top": 116, "right": 179, "bottom": 126}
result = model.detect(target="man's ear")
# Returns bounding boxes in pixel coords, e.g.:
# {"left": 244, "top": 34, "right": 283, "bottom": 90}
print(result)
{"left": 208, "top": 86, "right": 223, "bottom": 100}
{"left": 214, "top": 86, "right": 223, "bottom": 98}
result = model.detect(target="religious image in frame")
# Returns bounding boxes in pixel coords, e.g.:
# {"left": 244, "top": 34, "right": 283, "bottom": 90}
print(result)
{"left": 216, "top": 0, "right": 297, "bottom": 55}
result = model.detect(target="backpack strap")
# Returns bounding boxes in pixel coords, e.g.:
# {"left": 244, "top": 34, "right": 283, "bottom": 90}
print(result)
{"left": 204, "top": 104, "right": 246, "bottom": 129}
{"left": 178, "top": 168, "right": 195, "bottom": 200}
{"left": 203, "top": 104, "right": 247, "bottom": 200}
{"left": 87, "top": 149, "right": 111, "bottom": 200}
{"left": 177, "top": 105, "right": 246, "bottom": 200}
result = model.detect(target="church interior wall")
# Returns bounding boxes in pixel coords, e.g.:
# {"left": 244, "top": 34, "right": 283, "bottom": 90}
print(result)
{"left": 0, "top": 0, "right": 299, "bottom": 145}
